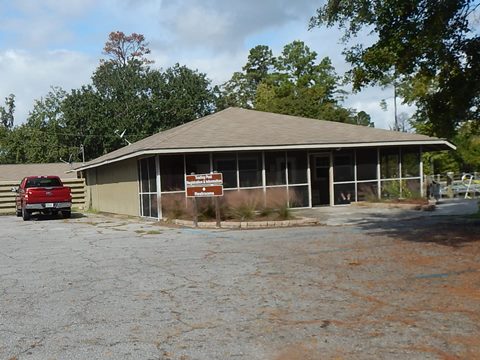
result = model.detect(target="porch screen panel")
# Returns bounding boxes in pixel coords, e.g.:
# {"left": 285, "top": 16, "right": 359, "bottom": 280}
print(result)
{"left": 405, "top": 179, "right": 421, "bottom": 197}
{"left": 356, "top": 148, "right": 377, "bottom": 180}
{"left": 138, "top": 157, "right": 158, "bottom": 218}
{"left": 334, "top": 183, "right": 355, "bottom": 205}
{"left": 238, "top": 152, "right": 262, "bottom": 187}
{"left": 266, "top": 187, "right": 288, "bottom": 208}
{"left": 160, "top": 155, "right": 185, "bottom": 191}
{"left": 357, "top": 182, "right": 378, "bottom": 202}
{"left": 380, "top": 148, "right": 399, "bottom": 179}
{"left": 289, "top": 186, "right": 309, "bottom": 208}
{"left": 186, "top": 153, "right": 210, "bottom": 175}
{"left": 401, "top": 148, "right": 420, "bottom": 178}
{"left": 333, "top": 150, "right": 354, "bottom": 182}
{"left": 265, "top": 152, "right": 286, "bottom": 186}
{"left": 287, "top": 151, "right": 308, "bottom": 184}
{"left": 213, "top": 153, "right": 237, "bottom": 188}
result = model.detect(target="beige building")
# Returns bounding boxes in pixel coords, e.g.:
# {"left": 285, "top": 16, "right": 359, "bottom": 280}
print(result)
{"left": 75, "top": 108, "right": 455, "bottom": 219}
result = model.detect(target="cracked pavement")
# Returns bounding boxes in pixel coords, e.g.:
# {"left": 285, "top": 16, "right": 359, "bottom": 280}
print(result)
{"left": 0, "top": 211, "right": 479, "bottom": 359}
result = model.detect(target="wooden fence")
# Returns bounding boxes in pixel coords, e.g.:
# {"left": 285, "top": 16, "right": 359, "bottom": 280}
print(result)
{"left": 0, "top": 178, "right": 85, "bottom": 215}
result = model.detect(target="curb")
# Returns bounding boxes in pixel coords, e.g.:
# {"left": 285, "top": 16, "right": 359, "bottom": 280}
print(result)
{"left": 171, "top": 217, "right": 321, "bottom": 229}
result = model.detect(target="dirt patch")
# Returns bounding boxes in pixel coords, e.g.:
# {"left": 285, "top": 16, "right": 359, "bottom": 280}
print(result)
{"left": 272, "top": 342, "right": 324, "bottom": 360}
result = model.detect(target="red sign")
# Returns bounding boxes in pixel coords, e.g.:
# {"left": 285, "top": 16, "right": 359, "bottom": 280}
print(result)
{"left": 185, "top": 173, "right": 223, "bottom": 197}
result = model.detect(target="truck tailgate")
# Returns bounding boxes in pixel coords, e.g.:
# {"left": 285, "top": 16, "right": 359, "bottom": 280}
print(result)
{"left": 27, "top": 187, "right": 71, "bottom": 203}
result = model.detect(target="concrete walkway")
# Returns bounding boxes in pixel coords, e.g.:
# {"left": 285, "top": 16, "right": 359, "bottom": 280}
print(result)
{"left": 293, "top": 198, "right": 479, "bottom": 226}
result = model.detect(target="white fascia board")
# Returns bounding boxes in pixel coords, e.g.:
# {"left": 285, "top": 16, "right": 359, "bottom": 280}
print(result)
{"left": 74, "top": 139, "right": 455, "bottom": 172}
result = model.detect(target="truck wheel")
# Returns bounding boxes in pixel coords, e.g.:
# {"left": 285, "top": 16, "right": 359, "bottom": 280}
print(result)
{"left": 63, "top": 210, "right": 71, "bottom": 219}
{"left": 22, "top": 206, "right": 31, "bottom": 221}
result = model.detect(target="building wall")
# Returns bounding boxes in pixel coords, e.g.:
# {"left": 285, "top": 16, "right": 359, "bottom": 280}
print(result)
{"left": 85, "top": 158, "right": 139, "bottom": 216}
{"left": 82, "top": 146, "right": 423, "bottom": 219}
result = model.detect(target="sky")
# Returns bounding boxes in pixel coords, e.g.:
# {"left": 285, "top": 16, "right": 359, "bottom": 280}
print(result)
{"left": 0, "top": 0, "right": 413, "bottom": 129}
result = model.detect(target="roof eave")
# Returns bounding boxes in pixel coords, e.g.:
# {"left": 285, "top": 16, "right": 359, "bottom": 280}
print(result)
{"left": 74, "top": 139, "right": 455, "bottom": 172}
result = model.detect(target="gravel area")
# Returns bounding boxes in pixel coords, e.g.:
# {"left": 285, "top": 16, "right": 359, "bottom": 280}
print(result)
{"left": 0, "top": 210, "right": 479, "bottom": 359}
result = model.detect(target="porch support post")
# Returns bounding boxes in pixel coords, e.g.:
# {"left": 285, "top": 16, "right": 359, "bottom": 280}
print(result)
{"left": 353, "top": 149, "right": 358, "bottom": 202}
{"left": 419, "top": 146, "right": 424, "bottom": 197}
{"left": 329, "top": 151, "right": 334, "bottom": 206}
{"left": 399, "top": 147, "right": 403, "bottom": 198}
{"left": 377, "top": 148, "right": 381, "bottom": 200}
{"left": 285, "top": 151, "right": 290, "bottom": 207}
{"left": 137, "top": 161, "right": 143, "bottom": 217}
{"left": 156, "top": 155, "right": 162, "bottom": 220}
{"left": 236, "top": 152, "right": 240, "bottom": 191}
{"left": 307, "top": 151, "right": 312, "bottom": 208}
{"left": 262, "top": 151, "right": 267, "bottom": 207}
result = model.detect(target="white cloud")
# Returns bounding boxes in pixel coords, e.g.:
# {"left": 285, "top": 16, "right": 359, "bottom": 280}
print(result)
{"left": 0, "top": 1, "right": 97, "bottom": 49}
{"left": 157, "top": 0, "right": 318, "bottom": 52}
{"left": 0, "top": 0, "right": 411, "bottom": 130}
{"left": 0, "top": 49, "right": 96, "bottom": 124}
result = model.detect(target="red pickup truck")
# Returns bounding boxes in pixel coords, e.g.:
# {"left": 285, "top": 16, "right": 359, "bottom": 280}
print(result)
{"left": 13, "top": 176, "right": 72, "bottom": 220}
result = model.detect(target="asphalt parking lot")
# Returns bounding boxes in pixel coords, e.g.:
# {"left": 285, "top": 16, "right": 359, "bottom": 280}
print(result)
{"left": 1, "top": 210, "right": 479, "bottom": 360}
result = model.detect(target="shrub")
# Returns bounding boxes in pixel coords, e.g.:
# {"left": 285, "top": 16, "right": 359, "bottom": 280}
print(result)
{"left": 276, "top": 203, "right": 293, "bottom": 220}
{"left": 358, "top": 183, "right": 380, "bottom": 202}
{"left": 224, "top": 190, "right": 262, "bottom": 221}
{"left": 382, "top": 180, "right": 422, "bottom": 200}
{"left": 259, "top": 207, "right": 274, "bottom": 217}
{"left": 161, "top": 193, "right": 188, "bottom": 219}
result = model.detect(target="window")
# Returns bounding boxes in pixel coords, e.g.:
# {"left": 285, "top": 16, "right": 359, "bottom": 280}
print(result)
{"left": 265, "top": 152, "right": 286, "bottom": 186}
{"left": 160, "top": 155, "right": 184, "bottom": 191}
{"left": 213, "top": 153, "right": 237, "bottom": 188}
{"left": 25, "top": 177, "right": 62, "bottom": 188}
{"left": 238, "top": 152, "right": 262, "bottom": 187}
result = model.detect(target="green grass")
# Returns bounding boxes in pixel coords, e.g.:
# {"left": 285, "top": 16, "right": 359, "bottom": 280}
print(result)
{"left": 84, "top": 207, "right": 100, "bottom": 214}
{"left": 135, "top": 229, "right": 162, "bottom": 235}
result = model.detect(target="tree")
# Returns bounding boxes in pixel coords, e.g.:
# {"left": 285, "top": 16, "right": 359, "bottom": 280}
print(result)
{"left": 63, "top": 31, "right": 216, "bottom": 160}
{"left": 0, "top": 32, "right": 217, "bottom": 163}
{"left": 220, "top": 41, "right": 370, "bottom": 125}
{"left": 62, "top": 61, "right": 216, "bottom": 160}
{"left": 160, "top": 64, "right": 216, "bottom": 129}
{"left": 219, "top": 45, "right": 275, "bottom": 108}
{"left": 102, "top": 31, "right": 153, "bottom": 67}
{"left": 310, "top": 1, "right": 480, "bottom": 137}
{"left": 253, "top": 41, "right": 368, "bottom": 125}
{"left": 354, "top": 111, "right": 374, "bottom": 127}
{"left": 0, "top": 88, "right": 79, "bottom": 164}
{"left": 455, "top": 122, "right": 480, "bottom": 171}
{"left": 0, "top": 94, "right": 15, "bottom": 129}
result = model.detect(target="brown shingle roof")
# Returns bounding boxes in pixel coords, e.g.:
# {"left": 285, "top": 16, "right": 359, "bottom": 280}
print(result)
{"left": 76, "top": 107, "right": 454, "bottom": 171}
{"left": 0, "top": 163, "right": 81, "bottom": 182}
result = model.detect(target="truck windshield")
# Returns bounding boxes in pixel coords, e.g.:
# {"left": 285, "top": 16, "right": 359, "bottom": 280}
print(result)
{"left": 25, "top": 178, "right": 62, "bottom": 188}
